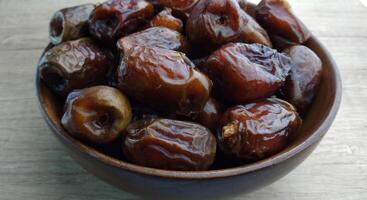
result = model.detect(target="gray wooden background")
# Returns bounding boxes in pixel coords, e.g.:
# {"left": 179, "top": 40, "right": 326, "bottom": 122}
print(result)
{"left": 0, "top": 0, "right": 366, "bottom": 199}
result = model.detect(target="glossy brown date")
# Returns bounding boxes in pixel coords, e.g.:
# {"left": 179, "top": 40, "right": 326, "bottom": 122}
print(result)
{"left": 280, "top": 45, "right": 323, "bottom": 113}
{"left": 61, "top": 86, "right": 132, "bottom": 144}
{"left": 117, "top": 46, "right": 212, "bottom": 116}
{"left": 239, "top": 10, "right": 272, "bottom": 47}
{"left": 194, "top": 98, "right": 224, "bottom": 132}
{"left": 217, "top": 98, "right": 302, "bottom": 162}
{"left": 117, "top": 26, "right": 190, "bottom": 54}
{"left": 187, "top": 0, "right": 271, "bottom": 50}
{"left": 49, "top": 4, "right": 96, "bottom": 45}
{"left": 123, "top": 118, "right": 217, "bottom": 171}
{"left": 88, "top": 0, "right": 154, "bottom": 46}
{"left": 203, "top": 43, "right": 291, "bottom": 104}
{"left": 255, "top": 0, "right": 311, "bottom": 44}
{"left": 150, "top": 8, "right": 184, "bottom": 33}
{"left": 187, "top": 0, "right": 243, "bottom": 49}
{"left": 39, "top": 38, "right": 114, "bottom": 96}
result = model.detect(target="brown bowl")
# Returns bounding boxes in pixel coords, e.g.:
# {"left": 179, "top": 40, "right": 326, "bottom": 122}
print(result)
{"left": 36, "top": 9, "right": 341, "bottom": 200}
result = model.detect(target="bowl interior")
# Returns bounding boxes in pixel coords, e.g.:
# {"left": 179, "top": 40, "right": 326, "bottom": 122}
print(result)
{"left": 36, "top": 4, "right": 341, "bottom": 178}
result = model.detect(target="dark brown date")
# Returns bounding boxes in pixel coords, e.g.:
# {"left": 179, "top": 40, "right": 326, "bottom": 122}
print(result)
{"left": 117, "top": 27, "right": 190, "bottom": 54}
{"left": 187, "top": 0, "right": 243, "bottom": 49}
{"left": 255, "top": 0, "right": 311, "bottom": 44}
{"left": 157, "top": 0, "right": 199, "bottom": 12}
{"left": 61, "top": 86, "right": 132, "bottom": 144}
{"left": 150, "top": 8, "right": 184, "bottom": 33}
{"left": 88, "top": 0, "right": 154, "bottom": 46}
{"left": 194, "top": 98, "right": 224, "bottom": 132}
{"left": 39, "top": 38, "right": 113, "bottom": 96}
{"left": 117, "top": 46, "right": 212, "bottom": 116}
{"left": 270, "top": 34, "right": 298, "bottom": 51}
{"left": 280, "top": 45, "right": 323, "bottom": 113}
{"left": 123, "top": 118, "right": 217, "bottom": 171}
{"left": 203, "top": 43, "right": 291, "bottom": 104}
{"left": 187, "top": 0, "right": 271, "bottom": 50}
{"left": 217, "top": 98, "right": 302, "bottom": 162}
{"left": 238, "top": 10, "right": 272, "bottom": 47}
{"left": 49, "top": 4, "right": 96, "bottom": 45}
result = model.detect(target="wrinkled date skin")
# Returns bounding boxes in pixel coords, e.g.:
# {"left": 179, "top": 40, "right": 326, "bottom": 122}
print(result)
{"left": 123, "top": 118, "right": 217, "bottom": 171}
{"left": 187, "top": 0, "right": 271, "bottom": 50}
{"left": 204, "top": 43, "right": 291, "bottom": 104}
{"left": 187, "top": 0, "right": 243, "bottom": 49}
{"left": 217, "top": 98, "right": 302, "bottom": 162}
{"left": 150, "top": 8, "right": 184, "bottom": 33}
{"left": 158, "top": 0, "right": 199, "bottom": 12}
{"left": 62, "top": 86, "right": 132, "bottom": 144}
{"left": 194, "top": 98, "right": 224, "bottom": 132}
{"left": 117, "top": 27, "right": 190, "bottom": 54}
{"left": 255, "top": 0, "right": 311, "bottom": 44}
{"left": 117, "top": 46, "right": 212, "bottom": 116}
{"left": 88, "top": 0, "right": 154, "bottom": 46}
{"left": 49, "top": 4, "right": 96, "bottom": 45}
{"left": 39, "top": 38, "right": 114, "bottom": 96}
{"left": 280, "top": 45, "right": 323, "bottom": 113}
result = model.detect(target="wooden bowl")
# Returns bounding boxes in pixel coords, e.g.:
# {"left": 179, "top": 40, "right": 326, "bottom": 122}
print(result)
{"left": 36, "top": 7, "right": 342, "bottom": 200}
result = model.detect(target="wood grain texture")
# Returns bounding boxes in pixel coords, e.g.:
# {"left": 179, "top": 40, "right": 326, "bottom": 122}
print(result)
{"left": 0, "top": 0, "right": 366, "bottom": 199}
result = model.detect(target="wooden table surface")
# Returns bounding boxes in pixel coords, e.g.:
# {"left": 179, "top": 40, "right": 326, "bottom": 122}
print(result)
{"left": 0, "top": 0, "right": 366, "bottom": 199}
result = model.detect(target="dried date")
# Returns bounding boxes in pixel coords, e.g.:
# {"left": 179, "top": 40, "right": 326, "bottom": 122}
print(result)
{"left": 39, "top": 38, "right": 114, "bottom": 96}
{"left": 203, "top": 43, "right": 291, "bottom": 104}
{"left": 280, "top": 45, "right": 323, "bottom": 113}
{"left": 117, "top": 46, "right": 212, "bottom": 116}
{"left": 88, "top": 0, "right": 154, "bottom": 46}
{"left": 217, "top": 98, "right": 302, "bottom": 161}
{"left": 117, "top": 26, "right": 190, "bottom": 54}
{"left": 61, "top": 86, "right": 132, "bottom": 144}
{"left": 150, "top": 8, "right": 184, "bottom": 33}
{"left": 49, "top": 4, "right": 96, "bottom": 45}
{"left": 255, "top": 0, "right": 311, "bottom": 44}
{"left": 123, "top": 118, "right": 217, "bottom": 171}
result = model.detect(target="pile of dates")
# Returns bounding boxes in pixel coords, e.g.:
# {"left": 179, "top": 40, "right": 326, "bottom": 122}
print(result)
{"left": 39, "top": 0, "right": 323, "bottom": 171}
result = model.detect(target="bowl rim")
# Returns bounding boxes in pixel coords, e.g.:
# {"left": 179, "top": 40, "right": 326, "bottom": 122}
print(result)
{"left": 36, "top": 35, "right": 342, "bottom": 180}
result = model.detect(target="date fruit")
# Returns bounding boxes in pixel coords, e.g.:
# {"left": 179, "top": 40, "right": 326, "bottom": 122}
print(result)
{"left": 39, "top": 38, "right": 113, "bottom": 96}
{"left": 217, "top": 98, "right": 302, "bottom": 161}
{"left": 61, "top": 86, "right": 132, "bottom": 144}
{"left": 280, "top": 45, "right": 322, "bottom": 113}
{"left": 203, "top": 43, "right": 291, "bottom": 104}
{"left": 123, "top": 118, "right": 217, "bottom": 171}
{"left": 194, "top": 98, "right": 224, "bottom": 132}
{"left": 88, "top": 0, "right": 154, "bottom": 46}
{"left": 187, "top": 0, "right": 271, "bottom": 50}
{"left": 49, "top": 4, "right": 96, "bottom": 45}
{"left": 187, "top": 0, "right": 243, "bottom": 49}
{"left": 255, "top": 0, "right": 311, "bottom": 44}
{"left": 117, "top": 26, "right": 190, "bottom": 54}
{"left": 117, "top": 46, "right": 212, "bottom": 116}
{"left": 150, "top": 8, "right": 184, "bottom": 33}
{"left": 239, "top": 10, "right": 272, "bottom": 47}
